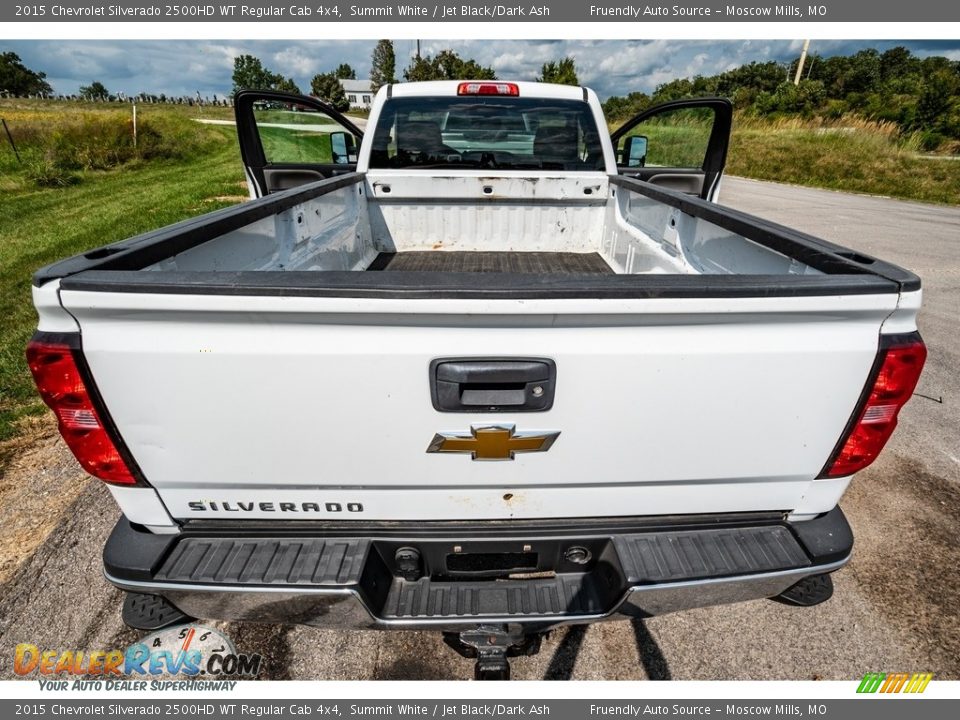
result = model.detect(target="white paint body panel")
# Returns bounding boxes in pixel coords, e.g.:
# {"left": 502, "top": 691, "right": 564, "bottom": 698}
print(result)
{"left": 33, "top": 281, "right": 79, "bottom": 333}
{"left": 106, "top": 485, "right": 177, "bottom": 529}
{"left": 62, "top": 289, "right": 900, "bottom": 522}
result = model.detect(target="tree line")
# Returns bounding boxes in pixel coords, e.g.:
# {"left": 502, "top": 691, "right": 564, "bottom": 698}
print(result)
{"left": 602, "top": 47, "right": 960, "bottom": 150}
{"left": 1, "top": 42, "right": 578, "bottom": 112}
{"left": 0, "top": 52, "right": 231, "bottom": 105}
{"left": 6, "top": 43, "right": 957, "bottom": 150}
{"left": 230, "top": 41, "right": 579, "bottom": 112}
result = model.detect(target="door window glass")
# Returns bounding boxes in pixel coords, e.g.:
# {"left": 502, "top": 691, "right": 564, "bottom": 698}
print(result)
{"left": 616, "top": 106, "right": 715, "bottom": 169}
{"left": 253, "top": 101, "right": 358, "bottom": 164}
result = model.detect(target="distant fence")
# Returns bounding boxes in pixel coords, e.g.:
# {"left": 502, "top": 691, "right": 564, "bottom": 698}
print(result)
{"left": 0, "top": 92, "right": 233, "bottom": 107}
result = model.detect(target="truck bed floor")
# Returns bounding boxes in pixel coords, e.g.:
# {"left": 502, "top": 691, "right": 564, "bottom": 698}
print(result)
{"left": 366, "top": 251, "right": 614, "bottom": 274}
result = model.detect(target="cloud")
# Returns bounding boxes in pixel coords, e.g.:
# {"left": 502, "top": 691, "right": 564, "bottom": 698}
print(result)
{"left": 3, "top": 39, "right": 958, "bottom": 100}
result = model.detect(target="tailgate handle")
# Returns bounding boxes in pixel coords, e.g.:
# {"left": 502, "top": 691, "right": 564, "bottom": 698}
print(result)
{"left": 430, "top": 358, "right": 556, "bottom": 413}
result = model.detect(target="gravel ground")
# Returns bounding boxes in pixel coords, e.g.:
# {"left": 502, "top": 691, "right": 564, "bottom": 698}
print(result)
{"left": 0, "top": 177, "right": 957, "bottom": 681}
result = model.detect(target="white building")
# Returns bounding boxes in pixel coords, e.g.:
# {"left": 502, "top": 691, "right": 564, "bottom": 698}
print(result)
{"left": 340, "top": 79, "right": 374, "bottom": 110}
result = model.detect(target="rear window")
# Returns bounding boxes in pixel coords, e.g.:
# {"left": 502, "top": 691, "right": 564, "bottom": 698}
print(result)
{"left": 369, "top": 96, "right": 605, "bottom": 171}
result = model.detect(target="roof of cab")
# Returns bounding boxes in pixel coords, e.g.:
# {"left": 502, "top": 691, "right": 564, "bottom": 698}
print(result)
{"left": 386, "top": 80, "right": 590, "bottom": 101}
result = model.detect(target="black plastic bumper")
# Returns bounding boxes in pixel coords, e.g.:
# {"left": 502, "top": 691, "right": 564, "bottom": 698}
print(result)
{"left": 104, "top": 508, "right": 853, "bottom": 630}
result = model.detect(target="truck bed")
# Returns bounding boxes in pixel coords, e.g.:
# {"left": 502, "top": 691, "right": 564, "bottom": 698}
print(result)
{"left": 35, "top": 174, "right": 919, "bottom": 302}
{"left": 31, "top": 172, "right": 923, "bottom": 526}
{"left": 366, "top": 251, "right": 615, "bottom": 274}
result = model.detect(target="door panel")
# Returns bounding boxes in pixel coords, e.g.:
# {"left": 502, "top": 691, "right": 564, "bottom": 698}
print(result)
{"left": 234, "top": 89, "right": 364, "bottom": 197}
{"left": 610, "top": 98, "right": 732, "bottom": 202}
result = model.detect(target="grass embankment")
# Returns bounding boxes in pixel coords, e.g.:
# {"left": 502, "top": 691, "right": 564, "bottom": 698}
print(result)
{"left": 0, "top": 100, "right": 246, "bottom": 444}
{"left": 613, "top": 113, "right": 960, "bottom": 205}
{"left": 727, "top": 116, "right": 960, "bottom": 204}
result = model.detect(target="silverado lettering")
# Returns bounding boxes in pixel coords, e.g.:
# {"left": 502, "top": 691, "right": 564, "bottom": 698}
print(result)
{"left": 187, "top": 501, "right": 364, "bottom": 512}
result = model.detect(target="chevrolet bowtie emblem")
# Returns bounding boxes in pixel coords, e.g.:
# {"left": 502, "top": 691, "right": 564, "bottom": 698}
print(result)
{"left": 427, "top": 425, "right": 560, "bottom": 461}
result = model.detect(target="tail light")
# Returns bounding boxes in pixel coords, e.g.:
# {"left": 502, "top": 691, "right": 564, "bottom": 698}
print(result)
{"left": 457, "top": 82, "right": 519, "bottom": 97}
{"left": 26, "top": 335, "right": 138, "bottom": 485}
{"left": 820, "top": 333, "right": 927, "bottom": 478}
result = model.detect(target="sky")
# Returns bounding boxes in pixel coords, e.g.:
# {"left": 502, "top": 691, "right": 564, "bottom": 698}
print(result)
{"left": 5, "top": 39, "right": 960, "bottom": 100}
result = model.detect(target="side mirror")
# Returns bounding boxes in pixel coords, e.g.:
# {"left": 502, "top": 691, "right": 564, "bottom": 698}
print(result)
{"left": 622, "top": 135, "right": 648, "bottom": 168}
{"left": 330, "top": 131, "right": 358, "bottom": 164}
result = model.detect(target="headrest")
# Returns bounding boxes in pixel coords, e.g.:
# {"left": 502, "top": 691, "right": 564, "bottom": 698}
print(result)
{"left": 534, "top": 125, "right": 579, "bottom": 163}
{"left": 398, "top": 120, "right": 444, "bottom": 154}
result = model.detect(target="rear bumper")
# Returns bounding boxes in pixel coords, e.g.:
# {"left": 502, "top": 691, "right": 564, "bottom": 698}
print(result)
{"left": 104, "top": 508, "right": 853, "bottom": 632}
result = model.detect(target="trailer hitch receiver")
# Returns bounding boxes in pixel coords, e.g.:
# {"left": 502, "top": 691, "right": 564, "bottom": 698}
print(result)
{"left": 443, "top": 625, "right": 543, "bottom": 680}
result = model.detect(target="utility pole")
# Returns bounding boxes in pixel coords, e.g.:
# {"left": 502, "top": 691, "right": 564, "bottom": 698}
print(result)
{"left": 416, "top": 40, "right": 421, "bottom": 59}
{"left": 794, "top": 39, "right": 810, "bottom": 85}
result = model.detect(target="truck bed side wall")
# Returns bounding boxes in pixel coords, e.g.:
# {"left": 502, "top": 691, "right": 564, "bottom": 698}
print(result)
{"left": 146, "top": 182, "right": 372, "bottom": 273}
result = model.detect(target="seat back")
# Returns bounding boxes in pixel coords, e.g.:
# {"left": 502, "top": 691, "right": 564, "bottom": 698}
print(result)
{"left": 398, "top": 120, "right": 445, "bottom": 155}
{"left": 534, "top": 125, "right": 579, "bottom": 165}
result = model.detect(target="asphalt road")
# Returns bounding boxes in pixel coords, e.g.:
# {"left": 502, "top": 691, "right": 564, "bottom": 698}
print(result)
{"left": 0, "top": 177, "right": 957, "bottom": 681}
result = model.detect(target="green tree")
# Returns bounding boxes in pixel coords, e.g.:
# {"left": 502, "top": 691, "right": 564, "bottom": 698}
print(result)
{"left": 916, "top": 69, "right": 960, "bottom": 131}
{"left": 604, "top": 46, "right": 959, "bottom": 142}
{"left": 232, "top": 54, "right": 283, "bottom": 94}
{"left": 274, "top": 76, "right": 302, "bottom": 94}
{"left": 403, "top": 50, "right": 496, "bottom": 82}
{"left": 651, "top": 78, "right": 697, "bottom": 103}
{"left": 310, "top": 72, "right": 349, "bottom": 112}
{"left": 844, "top": 49, "right": 882, "bottom": 94}
{"left": 0, "top": 51, "right": 53, "bottom": 96}
{"left": 403, "top": 55, "right": 436, "bottom": 82}
{"left": 602, "top": 91, "right": 651, "bottom": 121}
{"left": 335, "top": 63, "right": 357, "bottom": 80}
{"left": 79, "top": 81, "right": 110, "bottom": 101}
{"left": 769, "top": 80, "right": 827, "bottom": 117}
{"left": 370, "top": 40, "right": 396, "bottom": 92}
{"left": 809, "top": 54, "right": 850, "bottom": 96}
{"left": 715, "top": 61, "right": 785, "bottom": 96}
{"left": 536, "top": 57, "right": 579, "bottom": 86}
{"left": 919, "top": 55, "right": 956, "bottom": 79}
{"left": 879, "top": 46, "right": 919, "bottom": 84}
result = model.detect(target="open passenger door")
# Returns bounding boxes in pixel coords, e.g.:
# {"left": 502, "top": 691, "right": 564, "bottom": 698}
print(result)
{"left": 234, "top": 89, "right": 365, "bottom": 198}
{"left": 610, "top": 98, "right": 732, "bottom": 202}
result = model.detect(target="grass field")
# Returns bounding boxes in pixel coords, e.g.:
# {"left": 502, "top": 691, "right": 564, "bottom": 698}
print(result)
{"left": 727, "top": 116, "right": 960, "bottom": 204}
{"left": 613, "top": 114, "right": 960, "bottom": 205}
{"left": 258, "top": 126, "right": 334, "bottom": 164}
{"left": 1, "top": 99, "right": 958, "bottom": 448}
{"left": 0, "top": 100, "right": 246, "bottom": 446}
{"left": 252, "top": 108, "right": 340, "bottom": 164}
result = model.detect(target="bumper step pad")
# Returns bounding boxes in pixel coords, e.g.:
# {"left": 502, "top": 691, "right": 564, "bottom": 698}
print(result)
{"left": 143, "top": 521, "right": 820, "bottom": 622}
{"left": 616, "top": 526, "right": 810, "bottom": 584}
{"left": 383, "top": 573, "right": 608, "bottom": 619}
{"left": 155, "top": 538, "right": 369, "bottom": 586}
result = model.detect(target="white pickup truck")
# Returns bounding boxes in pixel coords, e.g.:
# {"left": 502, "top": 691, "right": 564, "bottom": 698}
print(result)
{"left": 29, "top": 81, "right": 926, "bottom": 678}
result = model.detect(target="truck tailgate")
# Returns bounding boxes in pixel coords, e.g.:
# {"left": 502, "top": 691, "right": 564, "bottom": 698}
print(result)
{"left": 59, "top": 290, "right": 897, "bottom": 521}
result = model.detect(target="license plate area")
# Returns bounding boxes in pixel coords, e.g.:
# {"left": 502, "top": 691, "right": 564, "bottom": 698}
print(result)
{"left": 445, "top": 551, "right": 539, "bottom": 578}
{"left": 366, "top": 536, "right": 625, "bottom": 619}
{"left": 369, "top": 537, "right": 610, "bottom": 582}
